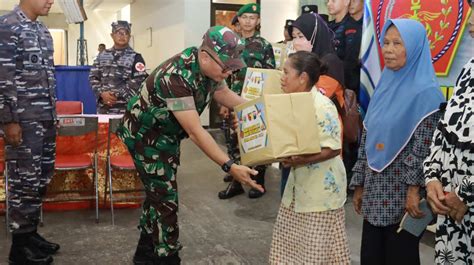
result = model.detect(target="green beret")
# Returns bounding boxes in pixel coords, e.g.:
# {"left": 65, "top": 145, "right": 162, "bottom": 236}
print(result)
{"left": 237, "top": 3, "right": 260, "bottom": 16}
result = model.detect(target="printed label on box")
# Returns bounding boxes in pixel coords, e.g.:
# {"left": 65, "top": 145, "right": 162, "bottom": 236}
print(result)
{"left": 59, "top": 117, "right": 85, "bottom": 127}
{"left": 273, "top": 46, "right": 282, "bottom": 69}
{"left": 237, "top": 103, "right": 267, "bottom": 153}
{"left": 242, "top": 71, "right": 265, "bottom": 101}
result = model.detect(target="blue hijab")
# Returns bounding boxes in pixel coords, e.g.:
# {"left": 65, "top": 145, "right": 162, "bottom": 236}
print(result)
{"left": 364, "top": 19, "right": 445, "bottom": 172}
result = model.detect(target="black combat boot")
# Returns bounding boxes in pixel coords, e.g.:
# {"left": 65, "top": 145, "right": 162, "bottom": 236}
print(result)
{"left": 248, "top": 166, "right": 266, "bottom": 199}
{"left": 29, "top": 230, "right": 60, "bottom": 255}
{"left": 157, "top": 252, "right": 181, "bottom": 265}
{"left": 218, "top": 180, "right": 244, "bottom": 199}
{"left": 9, "top": 232, "right": 53, "bottom": 265}
{"left": 222, "top": 174, "right": 232, "bottom": 182}
{"left": 133, "top": 232, "right": 155, "bottom": 265}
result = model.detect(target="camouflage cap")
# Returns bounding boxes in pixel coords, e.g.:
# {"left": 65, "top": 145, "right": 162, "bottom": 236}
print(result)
{"left": 201, "top": 26, "right": 246, "bottom": 72}
{"left": 237, "top": 3, "right": 260, "bottom": 16}
{"left": 301, "top": 5, "right": 318, "bottom": 14}
{"left": 112, "top": 20, "right": 131, "bottom": 33}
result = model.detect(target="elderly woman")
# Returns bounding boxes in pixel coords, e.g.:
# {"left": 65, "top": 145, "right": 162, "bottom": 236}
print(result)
{"left": 278, "top": 13, "right": 350, "bottom": 195}
{"left": 423, "top": 4, "right": 473, "bottom": 263}
{"left": 350, "top": 19, "right": 445, "bottom": 264}
{"left": 269, "top": 51, "right": 350, "bottom": 264}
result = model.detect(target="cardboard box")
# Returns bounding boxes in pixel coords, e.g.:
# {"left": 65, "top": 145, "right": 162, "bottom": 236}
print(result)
{"left": 272, "top": 43, "right": 288, "bottom": 70}
{"left": 241, "top": 68, "right": 283, "bottom": 101}
{"left": 235, "top": 92, "right": 321, "bottom": 166}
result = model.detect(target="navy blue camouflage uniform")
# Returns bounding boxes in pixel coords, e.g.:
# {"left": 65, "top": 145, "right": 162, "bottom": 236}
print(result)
{"left": 328, "top": 13, "right": 350, "bottom": 61}
{"left": 89, "top": 47, "right": 147, "bottom": 114}
{"left": 0, "top": 6, "right": 57, "bottom": 234}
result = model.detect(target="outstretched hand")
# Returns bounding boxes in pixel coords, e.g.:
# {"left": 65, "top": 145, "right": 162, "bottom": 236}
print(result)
{"left": 229, "top": 164, "right": 264, "bottom": 192}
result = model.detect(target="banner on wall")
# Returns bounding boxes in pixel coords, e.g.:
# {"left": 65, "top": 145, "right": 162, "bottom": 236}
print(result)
{"left": 360, "top": 0, "right": 472, "bottom": 110}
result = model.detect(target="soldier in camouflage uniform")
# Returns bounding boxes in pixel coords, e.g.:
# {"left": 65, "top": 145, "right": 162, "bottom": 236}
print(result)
{"left": 89, "top": 20, "right": 148, "bottom": 114}
{"left": 0, "top": 1, "right": 59, "bottom": 264}
{"left": 117, "top": 26, "right": 263, "bottom": 265}
{"left": 218, "top": 3, "right": 276, "bottom": 200}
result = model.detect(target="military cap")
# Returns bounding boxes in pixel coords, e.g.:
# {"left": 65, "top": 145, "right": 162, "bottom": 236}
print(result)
{"left": 201, "top": 26, "right": 246, "bottom": 72}
{"left": 237, "top": 3, "right": 260, "bottom": 16}
{"left": 231, "top": 15, "right": 239, "bottom": 26}
{"left": 285, "top": 19, "right": 295, "bottom": 28}
{"left": 111, "top": 20, "right": 131, "bottom": 33}
{"left": 301, "top": 4, "right": 318, "bottom": 14}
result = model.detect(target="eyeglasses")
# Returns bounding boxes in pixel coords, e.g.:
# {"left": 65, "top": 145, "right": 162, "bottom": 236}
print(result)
{"left": 203, "top": 50, "right": 232, "bottom": 73}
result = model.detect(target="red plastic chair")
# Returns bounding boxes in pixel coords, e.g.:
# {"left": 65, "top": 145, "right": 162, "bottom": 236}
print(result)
{"left": 104, "top": 118, "right": 143, "bottom": 225}
{"left": 56, "top": 101, "right": 83, "bottom": 115}
{"left": 43, "top": 116, "right": 100, "bottom": 223}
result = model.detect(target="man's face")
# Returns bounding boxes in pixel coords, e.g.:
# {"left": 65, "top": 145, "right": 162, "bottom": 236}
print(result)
{"left": 238, "top": 13, "right": 260, "bottom": 32}
{"left": 327, "top": 0, "right": 349, "bottom": 16}
{"left": 111, "top": 29, "right": 131, "bottom": 48}
{"left": 23, "top": 0, "right": 54, "bottom": 16}
{"left": 349, "top": 0, "right": 363, "bottom": 16}
{"left": 200, "top": 50, "right": 233, "bottom": 82}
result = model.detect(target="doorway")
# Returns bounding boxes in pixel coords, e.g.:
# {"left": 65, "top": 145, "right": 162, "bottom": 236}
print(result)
{"left": 208, "top": 0, "right": 260, "bottom": 128}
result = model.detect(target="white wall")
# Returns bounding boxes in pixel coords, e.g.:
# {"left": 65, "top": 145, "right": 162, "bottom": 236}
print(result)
{"left": 131, "top": 0, "right": 186, "bottom": 70}
{"left": 67, "top": 9, "right": 118, "bottom": 65}
{"left": 130, "top": 0, "right": 211, "bottom": 125}
{"left": 184, "top": 0, "right": 211, "bottom": 48}
{"left": 261, "top": 0, "right": 299, "bottom": 43}
{"left": 184, "top": 0, "right": 211, "bottom": 126}
{"left": 39, "top": 13, "right": 69, "bottom": 30}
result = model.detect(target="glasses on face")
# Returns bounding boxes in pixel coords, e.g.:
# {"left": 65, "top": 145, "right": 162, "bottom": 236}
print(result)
{"left": 203, "top": 50, "right": 232, "bottom": 73}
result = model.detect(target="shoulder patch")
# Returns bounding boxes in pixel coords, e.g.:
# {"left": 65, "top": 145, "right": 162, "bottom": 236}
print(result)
{"left": 135, "top": 62, "right": 146, "bottom": 72}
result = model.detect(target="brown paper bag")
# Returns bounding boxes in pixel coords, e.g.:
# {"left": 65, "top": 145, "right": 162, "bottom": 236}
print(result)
{"left": 241, "top": 68, "right": 283, "bottom": 101}
{"left": 235, "top": 92, "right": 321, "bottom": 166}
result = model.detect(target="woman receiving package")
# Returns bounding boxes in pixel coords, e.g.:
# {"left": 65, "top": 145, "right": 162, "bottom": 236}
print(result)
{"left": 269, "top": 51, "right": 350, "bottom": 264}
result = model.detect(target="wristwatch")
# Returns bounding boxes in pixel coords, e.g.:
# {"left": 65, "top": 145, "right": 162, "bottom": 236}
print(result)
{"left": 221, "top": 159, "right": 234, "bottom": 173}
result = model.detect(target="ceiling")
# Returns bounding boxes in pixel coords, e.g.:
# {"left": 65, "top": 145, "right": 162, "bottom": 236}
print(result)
{"left": 1, "top": 0, "right": 132, "bottom": 13}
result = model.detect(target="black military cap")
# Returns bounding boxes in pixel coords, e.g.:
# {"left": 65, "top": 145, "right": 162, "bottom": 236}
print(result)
{"left": 111, "top": 20, "right": 131, "bottom": 33}
{"left": 301, "top": 5, "right": 318, "bottom": 14}
{"left": 285, "top": 19, "right": 295, "bottom": 28}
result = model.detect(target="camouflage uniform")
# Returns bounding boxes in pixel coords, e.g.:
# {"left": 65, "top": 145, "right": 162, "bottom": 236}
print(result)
{"left": 0, "top": 6, "right": 57, "bottom": 234}
{"left": 89, "top": 42, "right": 147, "bottom": 114}
{"left": 118, "top": 40, "right": 239, "bottom": 255}
{"left": 230, "top": 32, "right": 275, "bottom": 95}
